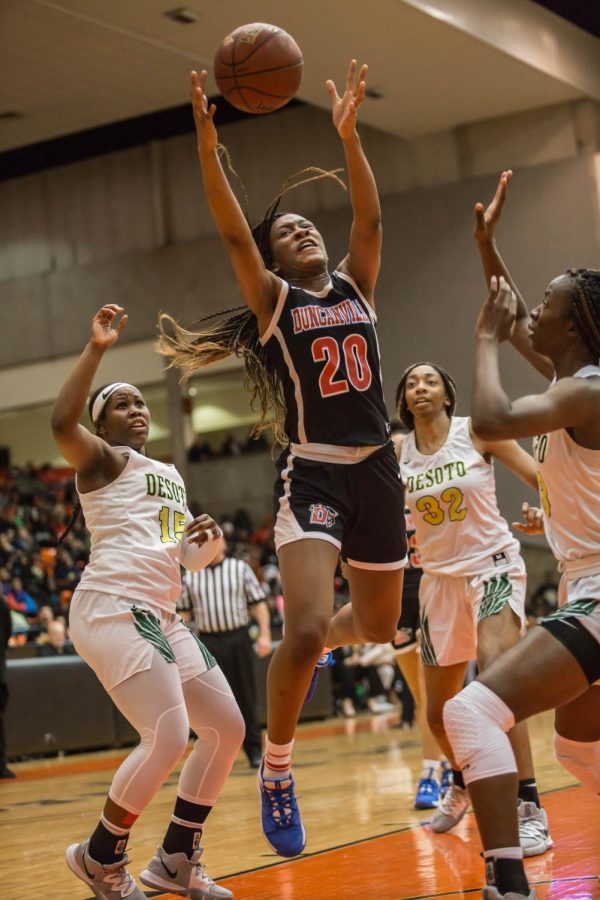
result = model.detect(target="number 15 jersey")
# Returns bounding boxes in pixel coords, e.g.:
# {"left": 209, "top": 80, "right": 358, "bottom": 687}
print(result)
{"left": 400, "top": 417, "right": 519, "bottom": 576}
{"left": 260, "top": 271, "right": 390, "bottom": 449}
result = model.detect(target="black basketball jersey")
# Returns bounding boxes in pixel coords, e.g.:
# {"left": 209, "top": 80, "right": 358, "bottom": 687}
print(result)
{"left": 261, "top": 271, "right": 390, "bottom": 447}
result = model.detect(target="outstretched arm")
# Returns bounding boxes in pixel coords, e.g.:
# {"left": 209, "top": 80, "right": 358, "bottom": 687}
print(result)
{"left": 474, "top": 171, "right": 553, "bottom": 380}
{"left": 473, "top": 431, "right": 538, "bottom": 492}
{"left": 329, "top": 61, "right": 381, "bottom": 306}
{"left": 472, "top": 278, "right": 596, "bottom": 440}
{"left": 191, "top": 70, "right": 279, "bottom": 327}
{"left": 51, "top": 305, "right": 128, "bottom": 472}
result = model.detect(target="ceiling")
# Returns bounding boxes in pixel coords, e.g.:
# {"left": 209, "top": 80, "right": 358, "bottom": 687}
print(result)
{"left": 2, "top": 0, "right": 599, "bottom": 156}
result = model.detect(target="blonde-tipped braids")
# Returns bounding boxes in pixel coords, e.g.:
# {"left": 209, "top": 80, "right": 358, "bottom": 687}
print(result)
{"left": 157, "top": 307, "right": 288, "bottom": 446}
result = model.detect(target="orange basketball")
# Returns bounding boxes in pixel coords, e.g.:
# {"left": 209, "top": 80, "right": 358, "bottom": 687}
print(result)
{"left": 214, "top": 23, "right": 303, "bottom": 115}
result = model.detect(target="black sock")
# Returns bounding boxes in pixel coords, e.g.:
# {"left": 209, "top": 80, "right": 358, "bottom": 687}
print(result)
{"left": 163, "top": 796, "right": 212, "bottom": 859}
{"left": 452, "top": 768, "right": 466, "bottom": 789}
{"left": 486, "top": 857, "right": 529, "bottom": 896}
{"left": 518, "top": 778, "right": 540, "bottom": 807}
{"left": 88, "top": 820, "right": 129, "bottom": 864}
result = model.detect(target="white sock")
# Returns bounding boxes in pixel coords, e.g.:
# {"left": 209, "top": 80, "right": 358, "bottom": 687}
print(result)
{"left": 263, "top": 738, "right": 294, "bottom": 781}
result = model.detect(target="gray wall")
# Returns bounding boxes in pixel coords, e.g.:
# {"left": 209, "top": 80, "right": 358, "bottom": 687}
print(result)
{"left": 1, "top": 100, "right": 599, "bottom": 540}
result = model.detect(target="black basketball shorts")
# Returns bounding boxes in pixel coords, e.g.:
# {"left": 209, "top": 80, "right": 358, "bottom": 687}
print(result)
{"left": 273, "top": 442, "right": 407, "bottom": 570}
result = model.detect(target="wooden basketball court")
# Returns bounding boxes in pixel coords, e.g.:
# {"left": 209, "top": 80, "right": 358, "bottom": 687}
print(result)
{"left": 1, "top": 710, "right": 598, "bottom": 899}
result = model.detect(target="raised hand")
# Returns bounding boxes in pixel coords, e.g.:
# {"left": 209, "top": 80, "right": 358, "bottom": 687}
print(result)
{"left": 474, "top": 170, "right": 513, "bottom": 243}
{"left": 191, "top": 70, "right": 218, "bottom": 151}
{"left": 326, "top": 59, "right": 367, "bottom": 140}
{"left": 90, "top": 305, "right": 128, "bottom": 350}
{"left": 475, "top": 275, "right": 517, "bottom": 343}
{"left": 512, "top": 501, "right": 545, "bottom": 535}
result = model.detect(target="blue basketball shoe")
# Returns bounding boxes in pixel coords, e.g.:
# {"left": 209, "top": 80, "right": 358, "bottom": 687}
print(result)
{"left": 258, "top": 764, "right": 306, "bottom": 857}
{"left": 305, "top": 650, "right": 334, "bottom": 703}
{"left": 414, "top": 769, "right": 440, "bottom": 810}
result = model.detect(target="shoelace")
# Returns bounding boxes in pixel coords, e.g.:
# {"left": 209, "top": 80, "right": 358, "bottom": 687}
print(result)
{"left": 440, "top": 785, "right": 466, "bottom": 815}
{"left": 185, "top": 855, "right": 215, "bottom": 886}
{"left": 264, "top": 783, "right": 298, "bottom": 827}
{"left": 102, "top": 861, "right": 137, "bottom": 897}
{"left": 518, "top": 817, "right": 546, "bottom": 838}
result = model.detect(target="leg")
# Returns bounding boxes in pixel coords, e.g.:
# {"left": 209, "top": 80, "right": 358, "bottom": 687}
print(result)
{"left": 423, "top": 661, "right": 472, "bottom": 831}
{"left": 477, "top": 582, "right": 535, "bottom": 785}
{"left": 396, "top": 645, "right": 444, "bottom": 809}
{"left": 327, "top": 565, "right": 404, "bottom": 647}
{"left": 267, "top": 539, "right": 339, "bottom": 745}
{"left": 257, "top": 539, "right": 338, "bottom": 858}
{"left": 179, "top": 666, "right": 245, "bottom": 806}
{"left": 140, "top": 666, "right": 242, "bottom": 900}
{"left": 66, "top": 652, "right": 189, "bottom": 899}
{"left": 422, "top": 661, "right": 467, "bottom": 766}
{"left": 203, "top": 629, "right": 262, "bottom": 766}
{"left": 396, "top": 645, "right": 440, "bottom": 762}
{"left": 444, "top": 626, "right": 591, "bottom": 897}
{"left": 478, "top": 604, "right": 549, "bottom": 857}
{"left": 554, "top": 685, "right": 600, "bottom": 792}
{"left": 106, "top": 652, "right": 191, "bottom": 824}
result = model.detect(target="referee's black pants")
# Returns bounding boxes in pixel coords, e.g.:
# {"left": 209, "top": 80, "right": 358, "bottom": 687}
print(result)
{"left": 198, "top": 626, "right": 262, "bottom": 765}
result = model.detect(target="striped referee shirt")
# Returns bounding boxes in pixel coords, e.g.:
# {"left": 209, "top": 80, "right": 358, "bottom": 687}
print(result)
{"left": 179, "top": 557, "right": 266, "bottom": 633}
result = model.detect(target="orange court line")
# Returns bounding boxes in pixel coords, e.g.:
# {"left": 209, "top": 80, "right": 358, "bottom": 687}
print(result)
{"left": 8, "top": 715, "right": 398, "bottom": 782}
{"left": 213, "top": 785, "right": 599, "bottom": 900}
{"left": 81, "top": 785, "right": 599, "bottom": 900}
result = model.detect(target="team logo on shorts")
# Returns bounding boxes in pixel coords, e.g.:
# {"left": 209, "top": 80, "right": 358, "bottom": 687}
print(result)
{"left": 309, "top": 503, "right": 338, "bottom": 528}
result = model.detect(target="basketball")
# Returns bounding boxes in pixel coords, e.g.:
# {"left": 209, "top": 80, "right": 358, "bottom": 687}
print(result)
{"left": 214, "top": 23, "right": 303, "bottom": 115}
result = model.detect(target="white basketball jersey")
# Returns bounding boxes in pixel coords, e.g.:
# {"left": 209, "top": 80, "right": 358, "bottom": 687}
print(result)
{"left": 533, "top": 365, "right": 600, "bottom": 565}
{"left": 77, "top": 449, "right": 192, "bottom": 612}
{"left": 400, "top": 417, "right": 519, "bottom": 576}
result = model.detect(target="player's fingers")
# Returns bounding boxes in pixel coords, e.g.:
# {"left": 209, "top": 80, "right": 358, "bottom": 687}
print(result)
{"left": 116, "top": 314, "right": 128, "bottom": 334}
{"left": 346, "top": 59, "right": 357, "bottom": 88}
{"left": 488, "top": 274, "right": 499, "bottom": 299}
{"left": 185, "top": 514, "right": 215, "bottom": 533}
{"left": 326, "top": 79, "right": 340, "bottom": 102}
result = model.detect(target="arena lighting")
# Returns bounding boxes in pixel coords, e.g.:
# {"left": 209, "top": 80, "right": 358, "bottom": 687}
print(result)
{"left": 164, "top": 7, "right": 199, "bottom": 24}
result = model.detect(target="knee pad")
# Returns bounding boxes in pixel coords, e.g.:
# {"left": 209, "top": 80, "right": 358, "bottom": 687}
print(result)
{"left": 554, "top": 733, "right": 600, "bottom": 794}
{"left": 443, "top": 681, "right": 516, "bottom": 785}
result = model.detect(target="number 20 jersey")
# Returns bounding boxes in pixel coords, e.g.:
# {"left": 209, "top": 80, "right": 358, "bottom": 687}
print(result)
{"left": 260, "top": 271, "right": 390, "bottom": 448}
{"left": 400, "top": 417, "right": 518, "bottom": 576}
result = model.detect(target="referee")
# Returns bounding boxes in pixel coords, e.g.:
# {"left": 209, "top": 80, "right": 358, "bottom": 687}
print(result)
{"left": 179, "top": 538, "right": 272, "bottom": 768}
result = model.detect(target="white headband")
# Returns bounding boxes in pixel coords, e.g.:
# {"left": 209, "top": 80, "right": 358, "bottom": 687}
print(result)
{"left": 91, "top": 383, "right": 138, "bottom": 424}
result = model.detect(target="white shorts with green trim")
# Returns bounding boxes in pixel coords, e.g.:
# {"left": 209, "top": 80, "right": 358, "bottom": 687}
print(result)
{"left": 69, "top": 589, "right": 216, "bottom": 693}
{"left": 419, "top": 555, "right": 526, "bottom": 667}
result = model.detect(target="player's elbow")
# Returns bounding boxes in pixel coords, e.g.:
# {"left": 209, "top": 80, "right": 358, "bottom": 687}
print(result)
{"left": 51, "top": 411, "right": 74, "bottom": 438}
{"left": 471, "top": 412, "right": 506, "bottom": 442}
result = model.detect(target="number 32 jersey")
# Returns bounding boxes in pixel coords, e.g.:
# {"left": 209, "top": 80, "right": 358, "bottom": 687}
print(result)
{"left": 400, "top": 417, "right": 519, "bottom": 576}
{"left": 260, "top": 271, "right": 390, "bottom": 449}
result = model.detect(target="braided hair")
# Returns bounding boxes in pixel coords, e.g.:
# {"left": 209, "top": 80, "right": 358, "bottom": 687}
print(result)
{"left": 566, "top": 269, "right": 600, "bottom": 359}
{"left": 157, "top": 162, "right": 346, "bottom": 447}
{"left": 395, "top": 362, "right": 457, "bottom": 430}
{"left": 57, "top": 385, "right": 111, "bottom": 544}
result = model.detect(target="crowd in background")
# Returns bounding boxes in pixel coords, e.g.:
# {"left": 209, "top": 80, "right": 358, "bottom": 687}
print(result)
{"left": 0, "top": 462, "right": 558, "bottom": 718}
